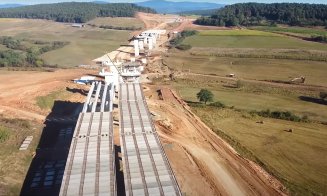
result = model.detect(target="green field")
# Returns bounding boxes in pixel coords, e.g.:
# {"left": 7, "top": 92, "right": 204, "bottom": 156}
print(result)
{"left": 0, "top": 18, "right": 131, "bottom": 67}
{"left": 164, "top": 28, "right": 327, "bottom": 195}
{"left": 198, "top": 29, "right": 280, "bottom": 36}
{"left": 183, "top": 30, "right": 327, "bottom": 51}
{"left": 36, "top": 89, "right": 73, "bottom": 110}
{"left": 250, "top": 26, "right": 327, "bottom": 37}
{"left": 88, "top": 17, "right": 144, "bottom": 29}
{"left": 172, "top": 76, "right": 327, "bottom": 122}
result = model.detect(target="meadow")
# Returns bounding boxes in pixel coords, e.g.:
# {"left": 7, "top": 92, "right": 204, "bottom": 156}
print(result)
{"left": 164, "top": 28, "right": 327, "bottom": 195}
{"left": 191, "top": 106, "right": 327, "bottom": 195}
{"left": 183, "top": 29, "right": 327, "bottom": 51}
{"left": 164, "top": 52, "right": 327, "bottom": 86}
{"left": 250, "top": 26, "right": 327, "bottom": 37}
{"left": 0, "top": 18, "right": 134, "bottom": 67}
{"left": 172, "top": 76, "right": 327, "bottom": 121}
{"left": 169, "top": 76, "right": 327, "bottom": 195}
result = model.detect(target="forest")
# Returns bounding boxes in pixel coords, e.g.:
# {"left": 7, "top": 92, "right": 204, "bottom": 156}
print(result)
{"left": 195, "top": 3, "right": 327, "bottom": 27}
{"left": 0, "top": 2, "right": 156, "bottom": 23}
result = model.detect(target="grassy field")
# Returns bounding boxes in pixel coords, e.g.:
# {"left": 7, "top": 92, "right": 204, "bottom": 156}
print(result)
{"left": 0, "top": 18, "right": 131, "bottom": 67}
{"left": 87, "top": 17, "right": 144, "bottom": 29}
{"left": 198, "top": 29, "right": 280, "bottom": 36}
{"left": 168, "top": 77, "right": 327, "bottom": 195}
{"left": 183, "top": 30, "right": 327, "bottom": 51}
{"left": 163, "top": 27, "right": 327, "bottom": 195}
{"left": 172, "top": 77, "right": 327, "bottom": 122}
{"left": 164, "top": 52, "right": 327, "bottom": 86}
{"left": 36, "top": 89, "right": 73, "bottom": 110}
{"left": 0, "top": 44, "right": 8, "bottom": 50}
{"left": 0, "top": 117, "right": 42, "bottom": 195}
{"left": 189, "top": 106, "right": 327, "bottom": 195}
{"left": 250, "top": 26, "right": 327, "bottom": 37}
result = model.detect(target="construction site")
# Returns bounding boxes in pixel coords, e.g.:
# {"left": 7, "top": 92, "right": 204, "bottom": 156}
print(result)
{"left": 4, "top": 13, "right": 321, "bottom": 196}
{"left": 59, "top": 26, "right": 183, "bottom": 196}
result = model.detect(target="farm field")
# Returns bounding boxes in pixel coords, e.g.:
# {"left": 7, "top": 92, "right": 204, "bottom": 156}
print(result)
{"left": 183, "top": 29, "right": 327, "bottom": 50}
{"left": 0, "top": 18, "right": 132, "bottom": 67}
{"left": 87, "top": 17, "right": 145, "bottom": 29}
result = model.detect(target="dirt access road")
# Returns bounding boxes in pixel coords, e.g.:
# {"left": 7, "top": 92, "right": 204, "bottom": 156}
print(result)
{"left": 137, "top": 13, "right": 287, "bottom": 195}
{"left": 0, "top": 69, "right": 90, "bottom": 121}
{"left": 137, "top": 12, "right": 232, "bottom": 32}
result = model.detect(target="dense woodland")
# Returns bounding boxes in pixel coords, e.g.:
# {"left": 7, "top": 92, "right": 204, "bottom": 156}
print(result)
{"left": 195, "top": 3, "right": 327, "bottom": 27}
{"left": 0, "top": 2, "right": 156, "bottom": 23}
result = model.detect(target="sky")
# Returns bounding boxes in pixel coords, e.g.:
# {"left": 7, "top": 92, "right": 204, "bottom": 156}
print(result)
{"left": 0, "top": 0, "right": 326, "bottom": 5}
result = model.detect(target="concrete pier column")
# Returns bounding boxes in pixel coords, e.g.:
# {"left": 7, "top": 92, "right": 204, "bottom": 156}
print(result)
{"left": 139, "top": 40, "right": 144, "bottom": 50}
{"left": 134, "top": 39, "right": 139, "bottom": 57}
{"left": 148, "top": 38, "right": 153, "bottom": 50}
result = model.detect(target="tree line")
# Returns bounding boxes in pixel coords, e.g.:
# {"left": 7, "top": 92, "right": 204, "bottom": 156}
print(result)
{"left": 97, "top": 24, "right": 142, "bottom": 31}
{"left": 169, "top": 30, "right": 198, "bottom": 50}
{"left": 0, "top": 2, "right": 156, "bottom": 23}
{"left": 195, "top": 3, "right": 327, "bottom": 27}
{"left": 0, "top": 36, "right": 68, "bottom": 67}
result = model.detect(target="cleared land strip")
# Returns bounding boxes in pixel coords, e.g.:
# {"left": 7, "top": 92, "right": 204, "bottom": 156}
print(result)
{"left": 119, "top": 83, "right": 181, "bottom": 196}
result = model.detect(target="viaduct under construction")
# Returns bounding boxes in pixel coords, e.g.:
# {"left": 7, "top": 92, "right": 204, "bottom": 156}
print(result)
{"left": 59, "top": 82, "right": 181, "bottom": 195}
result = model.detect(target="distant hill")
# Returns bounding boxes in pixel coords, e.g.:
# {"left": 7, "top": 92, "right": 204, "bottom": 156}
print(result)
{"left": 195, "top": 3, "right": 327, "bottom": 27}
{"left": 178, "top": 8, "right": 219, "bottom": 16}
{"left": 91, "top": 1, "right": 109, "bottom": 4}
{"left": 0, "top": 4, "right": 24, "bottom": 8}
{"left": 136, "top": 0, "right": 224, "bottom": 14}
{"left": 0, "top": 2, "right": 156, "bottom": 23}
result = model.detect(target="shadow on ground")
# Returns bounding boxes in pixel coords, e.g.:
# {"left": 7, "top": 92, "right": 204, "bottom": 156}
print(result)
{"left": 299, "top": 96, "right": 327, "bottom": 105}
{"left": 66, "top": 87, "right": 88, "bottom": 96}
{"left": 115, "top": 145, "right": 126, "bottom": 196}
{"left": 20, "top": 101, "right": 82, "bottom": 196}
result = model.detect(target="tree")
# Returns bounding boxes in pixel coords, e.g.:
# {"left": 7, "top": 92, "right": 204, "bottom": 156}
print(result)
{"left": 196, "top": 89, "right": 214, "bottom": 104}
{"left": 320, "top": 92, "right": 327, "bottom": 100}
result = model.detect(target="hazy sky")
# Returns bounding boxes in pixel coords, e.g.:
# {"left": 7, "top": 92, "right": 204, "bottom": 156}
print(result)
{"left": 0, "top": 0, "right": 326, "bottom": 5}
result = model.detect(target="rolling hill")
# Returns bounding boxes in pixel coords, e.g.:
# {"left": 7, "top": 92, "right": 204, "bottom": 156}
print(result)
{"left": 178, "top": 8, "right": 218, "bottom": 16}
{"left": 0, "top": 2, "right": 156, "bottom": 23}
{"left": 0, "top": 4, "right": 24, "bottom": 8}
